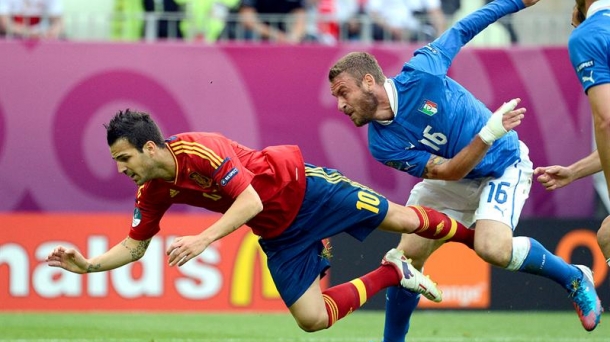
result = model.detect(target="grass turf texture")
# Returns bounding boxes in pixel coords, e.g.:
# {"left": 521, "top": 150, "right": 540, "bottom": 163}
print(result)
{"left": 0, "top": 311, "right": 606, "bottom": 341}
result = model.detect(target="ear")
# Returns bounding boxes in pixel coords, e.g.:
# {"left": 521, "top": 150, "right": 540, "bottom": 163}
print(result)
{"left": 362, "top": 74, "right": 377, "bottom": 90}
{"left": 143, "top": 141, "right": 157, "bottom": 155}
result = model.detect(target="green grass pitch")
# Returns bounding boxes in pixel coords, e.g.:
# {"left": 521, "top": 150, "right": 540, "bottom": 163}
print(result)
{"left": 0, "top": 311, "right": 607, "bottom": 341}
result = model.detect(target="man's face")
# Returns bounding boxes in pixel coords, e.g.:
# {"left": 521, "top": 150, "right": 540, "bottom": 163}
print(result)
{"left": 330, "top": 72, "right": 379, "bottom": 127}
{"left": 110, "top": 138, "right": 156, "bottom": 186}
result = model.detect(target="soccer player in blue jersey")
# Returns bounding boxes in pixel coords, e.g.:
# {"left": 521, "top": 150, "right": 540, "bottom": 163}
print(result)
{"left": 328, "top": 0, "right": 603, "bottom": 338}
{"left": 536, "top": 0, "right": 610, "bottom": 274}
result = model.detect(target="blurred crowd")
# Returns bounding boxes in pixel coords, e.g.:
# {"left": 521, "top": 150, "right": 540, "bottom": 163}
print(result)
{"left": 0, "top": 0, "right": 567, "bottom": 45}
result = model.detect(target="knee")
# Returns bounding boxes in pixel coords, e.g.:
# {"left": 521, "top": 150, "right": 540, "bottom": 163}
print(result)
{"left": 397, "top": 238, "right": 436, "bottom": 270}
{"left": 474, "top": 238, "right": 512, "bottom": 267}
{"left": 294, "top": 316, "right": 327, "bottom": 332}
{"left": 597, "top": 218, "right": 610, "bottom": 252}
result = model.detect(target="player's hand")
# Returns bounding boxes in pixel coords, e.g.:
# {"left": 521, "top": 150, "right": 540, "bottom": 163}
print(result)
{"left": 45, "top": 246, "right": 89, "bottom": 274}
{"left": 534, "top": 165, "right": 575, "bottom": 191}
{"left": 522, "top": 0, "right": 541, "bottom": 7}
{"left": 166, "top": 235, "right": 209, "bottom": 267}
{"left": 479, "top": 98, "right": 525, "bottom": 145}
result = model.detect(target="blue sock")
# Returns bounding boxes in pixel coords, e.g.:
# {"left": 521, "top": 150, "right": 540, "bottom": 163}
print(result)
{"left": 382, "top": 286, "right": 420, "bottom": 342}
{"left": 518, "top": 238, "right": 581, "bottom": 290}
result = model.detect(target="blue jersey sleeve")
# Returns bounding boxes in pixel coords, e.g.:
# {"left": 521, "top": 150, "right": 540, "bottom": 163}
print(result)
{"left": 407, "top": 0, "right": 524, "bottom": 75}
{"left": 368, "top": 133, "right": 431, "bottom": 178}
{"left": 568, "top": 12, "right": 610, "bottom": 93}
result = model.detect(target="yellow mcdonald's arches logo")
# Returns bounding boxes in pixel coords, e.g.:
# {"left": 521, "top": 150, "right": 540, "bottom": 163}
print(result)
{"left": 231, "top": 231, "right": 280, "bottom": 306}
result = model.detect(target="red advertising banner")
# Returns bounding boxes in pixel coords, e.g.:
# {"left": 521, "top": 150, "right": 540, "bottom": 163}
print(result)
{"left": 0, "top": 213, "right": 300, "bottom": 312}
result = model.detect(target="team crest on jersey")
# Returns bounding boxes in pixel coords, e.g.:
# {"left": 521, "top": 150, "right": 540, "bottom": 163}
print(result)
{"left": 418, "top": 100, "right": 438, "bottom": 116}
{"left": 132, "top": 208, "right": 142, "bottom": 227}
{"left": 189, "top": 172, "right": 212, "bottom": 188}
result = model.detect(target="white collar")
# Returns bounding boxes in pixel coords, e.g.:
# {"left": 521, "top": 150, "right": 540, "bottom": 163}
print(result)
{"left": 588, "top": 0, "right": 610, "bottom": 18}
{"left": 376, "top": 79, "right": 397, "bottom": 125}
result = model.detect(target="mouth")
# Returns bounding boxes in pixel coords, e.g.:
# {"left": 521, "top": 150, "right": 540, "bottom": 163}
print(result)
{"left": 125, "top": 172, "right": 138, "bottom": 182}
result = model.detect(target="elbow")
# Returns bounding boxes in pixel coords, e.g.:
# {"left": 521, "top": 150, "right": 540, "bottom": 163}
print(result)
{"left": 253, "top": 200, "right": 264, "bottom": 216}
{"left": 597, "top": 116, "right": 610, "bottom": 133}
{"left": 133, "top": 250, "right": 146, "bottom": 261}
{"left": 431, "top": 168, "right": 467, "bottom": 181}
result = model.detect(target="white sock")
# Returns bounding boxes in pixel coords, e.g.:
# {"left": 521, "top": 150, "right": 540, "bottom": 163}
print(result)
{"left": 506, "top": 236, "right": 531, "bottom": 271}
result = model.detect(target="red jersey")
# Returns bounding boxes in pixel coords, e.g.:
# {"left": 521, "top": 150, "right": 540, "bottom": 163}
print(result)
{"left": 128, "top": 132, "right": 306, "bottom": 241}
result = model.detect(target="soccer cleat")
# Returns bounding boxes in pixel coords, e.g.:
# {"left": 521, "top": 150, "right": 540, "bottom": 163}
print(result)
{"left": 569, "top": 265, "right": 602, "bottom": 331}
{"left": 381, "top": 248, "right": 442, "bottom": 303}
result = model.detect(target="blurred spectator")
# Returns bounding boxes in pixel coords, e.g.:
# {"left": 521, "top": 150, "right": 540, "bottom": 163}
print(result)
{"left": 111, "top": 0, "right": 144, "bottom": 41}
{"left": 366, "top": 0, "right": 446, "bottom": 43}
{"left": 315, "top": 0, "right": 364, "bottom": 44}
{"left": 485, "top": 0, "right": 517, "bottom": 43}
{"left": 365, "top": 0, "right": 418, "bottom": 42}
{"left": 410, "top": 0, "right": 447, "bottom": 41}
{"left": 143, "top": 0, "right": 183, "bottom": 39}
{"left": 0, "top": 0, "right": 63, "bottom": 39}
{"left": 175, "top": 0, "right": 239, "bottom": 43}
{"left": 440, "top": 0, "right": 460, "bottom": 17}
{"left": 233, "top": 0, "right": 308, "bottom": 43}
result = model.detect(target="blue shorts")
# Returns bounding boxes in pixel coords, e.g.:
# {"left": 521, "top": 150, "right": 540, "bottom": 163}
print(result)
{"left": 258, "top": 164, "right": 389, "bottom": 307}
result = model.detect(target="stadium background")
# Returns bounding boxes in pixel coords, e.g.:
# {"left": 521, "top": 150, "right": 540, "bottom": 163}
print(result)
{"left": 1, "top": 0, "right": 608, "bottom": 317}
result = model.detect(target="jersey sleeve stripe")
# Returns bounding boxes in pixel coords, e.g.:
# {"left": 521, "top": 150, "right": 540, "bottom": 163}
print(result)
{"left": 169, "top": 141, "right": 224, "bottom": 168}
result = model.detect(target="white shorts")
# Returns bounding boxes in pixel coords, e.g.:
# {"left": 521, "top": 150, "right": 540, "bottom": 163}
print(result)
{"left": 406, "top": 141, "right": 533, "bottom": 230}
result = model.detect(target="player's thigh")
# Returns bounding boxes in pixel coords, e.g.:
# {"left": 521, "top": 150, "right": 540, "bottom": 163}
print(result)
{"left": 475, "top": 144, "right": 533, "bottom": 230}
{"left": 288, "top": 276, "right": 327, "bottom": 331}
{"left": 396, "top": 233, "right": 443, "bottom": 269}
{"left": 407, "top": 179, "right": 480, "bottom": 228}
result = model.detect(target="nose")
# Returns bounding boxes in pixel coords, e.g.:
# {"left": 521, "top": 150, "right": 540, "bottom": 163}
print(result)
{"left": 337, "top": 98, "right": 347, "bottom": 113}
{"left": 117, "top": 162, "right": 127, "bottom": 174}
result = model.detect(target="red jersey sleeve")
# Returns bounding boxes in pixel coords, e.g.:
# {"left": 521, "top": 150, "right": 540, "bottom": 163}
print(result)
{"left": 128, "top": 183, "right": 172, "bottom": 241}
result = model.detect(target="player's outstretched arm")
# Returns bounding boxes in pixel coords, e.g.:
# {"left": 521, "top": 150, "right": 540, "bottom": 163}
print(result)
{"left": 46, "top": 237, "right": 151, "bottom": 273}
{"left": 429, "top": 0, "right": 540, "bottom": 65}
{"left": 534, "top": 150, "right": 602, "bottom": 191}
{"left": 166, "top": 184, "right": 263, "bottom": 267}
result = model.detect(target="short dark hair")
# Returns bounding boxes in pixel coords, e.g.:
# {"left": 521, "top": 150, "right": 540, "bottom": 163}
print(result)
{"left": 104, "top": 109, "right": 165, "bottom": 152}
{"left": 328, "top": 52, "right": 386, "bottom": 85}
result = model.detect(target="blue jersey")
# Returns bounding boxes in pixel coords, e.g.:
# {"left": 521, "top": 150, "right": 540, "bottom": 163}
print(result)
{"left": 568, "top": 2, "right": 610, "bottom": 94}
{"left": 368, "top": 0, "right": 523, "bottom": 179}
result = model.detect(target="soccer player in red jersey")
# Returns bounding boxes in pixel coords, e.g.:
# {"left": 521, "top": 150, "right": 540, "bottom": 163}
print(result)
{"left": 46, "top": 109, "right": 474, "bottom": 332}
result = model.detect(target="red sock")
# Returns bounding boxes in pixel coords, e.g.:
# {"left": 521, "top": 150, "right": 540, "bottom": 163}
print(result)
{"left": 408, "top": 205, "right": 474, "bottom": 249}
{"left": 323, "top": 264, "right": 398, "bottom": 328}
